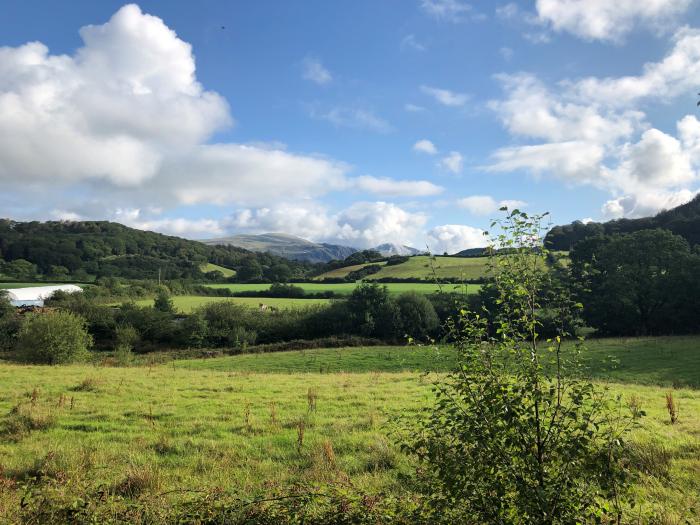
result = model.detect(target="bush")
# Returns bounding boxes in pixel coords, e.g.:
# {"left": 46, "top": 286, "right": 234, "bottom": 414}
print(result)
{"left": 395, "top": 292, "right": 439, "bottom": 341}
{"left": 16, "top": 311, "right": 93, "bottom": 364}
{"left": 401, "top": 210, "right": 638, "bottom": 522}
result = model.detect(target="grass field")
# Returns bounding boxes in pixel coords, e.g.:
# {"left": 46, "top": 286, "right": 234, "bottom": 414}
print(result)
{"left": 315, "top": 255, "right": 490, "bottom": 281}
{"left": 0, "top": 282, "right": 62, "bottom": 289}
{"left": 0, "top": 338, "right": 698, "bottom": 522}
{"left": 133, "top": 295, "right": 331, "bottom": 313}
{"left": 200, "top": 263, "right": 236, "bottom": 278}
{"left": 175, "top": 336, "right": 700, "bottom": 388}
{"left": 204, "top": 282, "right": 481, "bottom": 296}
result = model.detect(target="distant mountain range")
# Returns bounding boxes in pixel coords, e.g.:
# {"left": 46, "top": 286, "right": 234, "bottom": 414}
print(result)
{"left": 374, "top": 243, "right": 424, "bottom": 257}
{"left": 202, "top": 233, "right": 424, "bottom": 263}
{"left": 202, "top": 233, "right": 357, "bottom": 263}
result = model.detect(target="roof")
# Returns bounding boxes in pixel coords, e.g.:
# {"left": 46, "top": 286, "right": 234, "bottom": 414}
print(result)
{"left": 4, "top": 285, "right": 83, "bottom": 302}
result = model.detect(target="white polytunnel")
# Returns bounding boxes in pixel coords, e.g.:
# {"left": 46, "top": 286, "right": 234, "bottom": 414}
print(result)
{"left": 4, "top": 285, "right": 83, "bottom": 307}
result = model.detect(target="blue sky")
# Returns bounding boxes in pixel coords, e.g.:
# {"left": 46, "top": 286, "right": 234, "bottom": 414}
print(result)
{"left": 2, "top": 1, "right": 700, "bottom": 252}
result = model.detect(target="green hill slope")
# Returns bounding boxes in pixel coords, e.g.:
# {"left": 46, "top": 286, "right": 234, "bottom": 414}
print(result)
{"left": 316, "top": 255, "right": 489, "bottom": 281}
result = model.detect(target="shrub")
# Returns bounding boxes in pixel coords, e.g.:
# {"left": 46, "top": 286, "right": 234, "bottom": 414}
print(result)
{"left": 401, "top": 210, "right": 639, "bottom": 523}
{"left": 395, "top": 292, "right": 439, "bottom": 341}
{"left": 16, "top": 311, "right": 92, "bottom": 364}
{"left": 153, "top": 287, "right": 175, "bottom": 313}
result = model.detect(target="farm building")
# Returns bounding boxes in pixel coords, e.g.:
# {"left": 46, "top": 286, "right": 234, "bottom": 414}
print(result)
{"left": 3, "top": 285, "right": 83, "bottom": 307}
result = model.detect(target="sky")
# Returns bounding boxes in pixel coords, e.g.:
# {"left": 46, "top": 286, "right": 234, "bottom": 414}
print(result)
{"left": 2, "top": 0, "right": 700, "bottom": 253}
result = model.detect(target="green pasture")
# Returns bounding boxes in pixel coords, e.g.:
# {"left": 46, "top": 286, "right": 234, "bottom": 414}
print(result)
{"left": 315, "top": 255, "right": 490, "bottom": 281}
{"left": 204, "top": 281, "right": 481, "bottom": 296}
{"left": 0, "top": 282, "right": 63, "bottom": 289}
{"left": 175, "top": 336, "right": 700, "bottom": 388}
{"left": 133, "top": 295, "right": 331, "bottom": 313}
{"left": 200, "top": 263, "right": 236, "bottom": 278}
{"left": 0, "top": 338, "right": 698, "bottom": 522}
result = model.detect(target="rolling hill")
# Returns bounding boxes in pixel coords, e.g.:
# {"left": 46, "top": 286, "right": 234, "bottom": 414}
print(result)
{"left": 316, "top": 255, "right": 489, "bottom": 281}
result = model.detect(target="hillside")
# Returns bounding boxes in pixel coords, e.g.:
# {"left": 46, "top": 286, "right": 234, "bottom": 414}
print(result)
{"left": 0, "top": 220, "right": 314, "bottom": 281}
{"left": 316, "top": 255, "right": 489, "bottom": 281}
{"left": 546, "top": 194, "right": 700, "bottom": 250}
{"left": 203, "top": 233, "right": 358, "bottom": 263}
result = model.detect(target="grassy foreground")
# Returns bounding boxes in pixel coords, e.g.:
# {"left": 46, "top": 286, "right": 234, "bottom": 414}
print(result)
{"left": 0, "top": 339, "right": 698, "bottom": 522}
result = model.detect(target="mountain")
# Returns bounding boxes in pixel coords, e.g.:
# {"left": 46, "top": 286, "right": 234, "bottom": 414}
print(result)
{"left": 374, "top": 243, "right": 424, "bottom": 257}
{"left": 202, "top": 233, "right": 358, "bottom": 263}
{"left": 545, "top": 194, "right": 700, "bottom": 250}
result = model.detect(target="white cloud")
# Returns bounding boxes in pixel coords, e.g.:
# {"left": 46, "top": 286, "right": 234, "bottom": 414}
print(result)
{"left": 427, "top": 224, "right": 485, "bottom": 254}
{"left": 405, "top": 103, "right": 426, "bottom": 112}
{"left": 420, "top": 85, "right": 469, "bottom": 107}
{"left": 535, "top": 0, "right": 693, "bottom": 42}
{"left": 572, "top": 29, "right": 700, "bottom": 107}
{"left": 420, "top": 0, "right": 475, "bottom": 22}
{"left": 302, "top": 56, "right": 332, "bottom": 85}
{"left": 458, "top": 195, "right": 527, "bottom": 215}
{"left": 353, "top": 175, "right": 444, "bottom": 197}
{"left": 499, "top": 46, "right": 514, "bottom": 60}
{"left": 157, "top": 144, "right": 349, "bottom": 206}
{"left": 0, "top": 4, "right": 362, "bottom": 216}
{"left": 401, "top": 34, "right": 426, "bottom": 51}
{"left": 602, "top": 189, "right": 696, "bottom": 219}
{"left": 229, "top": 201, "right": 428, "bottom": 248}
{"left": 487, "top": 34, "right": 700, "bottom": 218}
{"left": 439, "top": 151, "right": 464, "bottom": 173}
{"left": 413, "top": 139, "right": 438, "bottom": 155}
{"left": 312, "top": 106, "right": 392, "bottom": 133}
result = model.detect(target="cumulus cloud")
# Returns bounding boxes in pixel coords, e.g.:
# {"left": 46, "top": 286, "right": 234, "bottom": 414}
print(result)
{"left": 439, "top": 151, "right": 464, "bottom": 173}
{"left": 353, "top": 175, "right": 444, "bottom": 197}
{"left": 413, "top": 139, "right": 438, "bottom": 155}
{"left": 420, "top": 85, "right": 469, "bottom": 107}
{"left": 0, "top": 3, "right": 355, "bottom": 213}
{"left": 302, "top": 56, "right": 332, "bottom": 85}
{"left": 535, "top": 0, "right": 693, "bottom": 42}
{"left": 458, "top": 195, "right": 527, "bottom": 215}
{"left": 427, "top": 224, "right": 485, "bottom": 254}
{"left": 487, "top": 32, "right": 700, "bottom": 218}
{"left": 228, "top": 201, "right": 428, "bottom": 248}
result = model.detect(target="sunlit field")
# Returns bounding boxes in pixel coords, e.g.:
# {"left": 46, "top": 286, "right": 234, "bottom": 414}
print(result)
{"left": 0, "top": 338, "right": 698, "bottom": 522}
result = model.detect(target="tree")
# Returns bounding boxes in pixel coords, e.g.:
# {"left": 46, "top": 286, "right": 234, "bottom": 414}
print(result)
{"left": 237, "top": 258, "right": 263, "bottom": 282}
{"left": 5, "top": 259, "right": 37, "bottom": 280}
{"left": 16, "top": 311, "right": 93, "bottom": 364}
{"left": 401, "top": 210, "right": 637, "bottom": 523}
{"left": 266, "top": 263, "right": 292, "bottom": 283}
{"left": 570, "top": 229, "right": 699, "bottom": 335}
{"left": 347, "top": 282, "right": 390, "bottom": 337}
{"left": 153, "top": 287, "right": 175, "bottom": 314}
{"left": 0, "top": 291, "right": 20, "bottom": 351}
{"left": 395, "top": 292, "right": 439, "bottom": 341}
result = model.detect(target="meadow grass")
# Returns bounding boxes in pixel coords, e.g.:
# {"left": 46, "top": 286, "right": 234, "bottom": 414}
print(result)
{"left": 204, "top": 281, "right": 481, "bottom": 296}
{"left": 199, "top": 263, "right": 236, "bottom": 278}
{"left": 133, "top": 295, "right": 332, "bottom": 313}
{"left": 315, "top": 255, "right": 490, "bottom": 281}
{"left": 0, "top": 282, "right": 63, "bottom": 289}
{"left": 174, "top": 336, "right": 700, "bottom": 388}
{"left": 0, "top": 354, "right": 697, "bottom": 522}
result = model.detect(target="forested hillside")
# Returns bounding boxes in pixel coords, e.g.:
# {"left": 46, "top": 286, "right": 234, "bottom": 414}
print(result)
{"left": 0, "top": 220, "right": 315, "bottom": 281}
{"left": 545, "top": 194, "right": 700, "bottom": 249}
